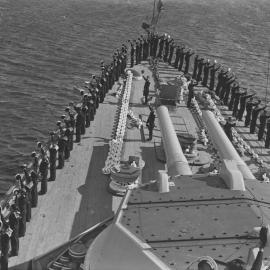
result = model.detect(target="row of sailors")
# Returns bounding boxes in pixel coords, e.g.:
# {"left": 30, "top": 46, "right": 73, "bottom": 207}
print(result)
{"left": 207, "top": 67, "right": 270, "bottom": 148}
{"left": 143, "top": 33, "right": 270, "bottom": 149}
{"left": 0, "top": 44, "right": 128, "bottom": 270}
{"left": 0, "top": 167, "right": 40, "bottom": 270}
{"left": 129, "top": 33, "right": 195, "bottom": 76}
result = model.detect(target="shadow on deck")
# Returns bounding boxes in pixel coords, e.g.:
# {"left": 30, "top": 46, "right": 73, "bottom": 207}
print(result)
{"left": 70, "top": 144, "right": 113, "bottom": 238}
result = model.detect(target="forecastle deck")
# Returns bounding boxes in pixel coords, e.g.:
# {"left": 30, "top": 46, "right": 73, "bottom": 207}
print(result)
{"left": 9, "top": 56, "right": 270, "bottom": 269}
{"left": 84, "top": 61, "right": 270, "bottom": 270}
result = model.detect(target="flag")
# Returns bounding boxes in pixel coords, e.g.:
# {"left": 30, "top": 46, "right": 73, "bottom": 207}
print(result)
{"left": 156, "top": 0, "right": 164, "bottom": 13}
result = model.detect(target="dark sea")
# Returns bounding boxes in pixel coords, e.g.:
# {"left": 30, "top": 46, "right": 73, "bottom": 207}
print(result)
{"left": 0, "top": 0, "right": 269, "bottom": 195}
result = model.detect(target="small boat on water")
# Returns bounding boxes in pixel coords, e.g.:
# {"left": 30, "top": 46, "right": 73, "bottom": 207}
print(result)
{"left": 3, "top": 1, "right": 270, "bottom": 270}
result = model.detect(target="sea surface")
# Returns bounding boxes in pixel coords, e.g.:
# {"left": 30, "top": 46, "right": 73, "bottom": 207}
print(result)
{"left": 0, "top": 0, "right": 269, "bottom": 195}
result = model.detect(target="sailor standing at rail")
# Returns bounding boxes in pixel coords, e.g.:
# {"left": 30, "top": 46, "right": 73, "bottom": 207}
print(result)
{"left": 85, "top": 94, "right": 92, "bottom": 127}
{"left": 143, "top": 75, "right": 150, "bottom": 104}
{"left": 58, "top": 132, "right": 67, "bottom": 169}
{"left": 222, "top": 75, "right": 237, "bottom": 106}
{"left": 163, "top": 35, "right": 169, "bottom": 62}
{"left": 1, "top": 222, "right": 11, "bottom": 270}
{"left": 75, "top": 105, "right": 83, "bottom": 143}
{"left": 202, "top": 59, "right": 213, "bottom": 87}
{"left": 245, "top": 98, "right": 260, "bottom": 127}
{"left": 138, "top": 38, "right": 143, "bottom": 63}
{"left": 142, "top": 35, "right": 148, "bottom": 60}
{"left": 258, "top": 109, "right": 270, "bottom": 141}
{"left": 265, "top": 119, "right": 270, "bottom": 148}
{"left": 168, "top": 40, "right": 175, "bottom": 65}
{"left": 65, "top": 107, "right": 75, "bottom": 150}
{"left": 192, "top": 54, "right": 199, "bottom": 79}
{"left": 163, "top": 35, "right": 173, "bottom": 62}
{"left": 215, "top": 69, "right": 228, "bottom": 96}
{"left": 174, "top": 45, "right": 181, "bottom": 69}
{"left": 228, "top": 83, "right": 239, "bottom": 111}
{"left": 187, "top": 79, "right": 198, "bottom": 108}
{"left": 81, "top": 106, "right": 86, "bottom": 135}
{"left": 103, "top": 66, "right": 110, "bottom": 94}
{"left": 88, "top": 97, "right": 95, "bottom": 122}
{"left": 39, "top": 154, "right": 49, "bottom": 195}
{"left": 15, "top": 175, "right": 27, "bottom": 237}
{"left": 24, "top": 185, "right": 32, "bottom": 222}
{"left": 9, "top": 203, "right": 20, "bottom": 256}
{"left": 153, "top": 34, "right": 159, "bottom": 57}
{"left": 237, "top": 89, "right": 254, "bottom": 120}
{"left": 30, "top": 170, "right": 38, "bottom": 206}
{"left": 232, "top": 88, "right": 244, "bottom": 117}
{"left": 184, "top": 49, "right": 194, "bottom": 74}
{"left": 90, "top": 75, "right": 98, "bottom": 90}
{"left": 31, "top": 151, "right": 39, "bottom": 174}
{"left": 178, "top": 46, "right": 187, "bottom": 72}
{"left": 63, "top": 120, "right": 71, "bottom": 160}
{"left": 48, "top": 131, "right": 58, "bottom": 181}
{"left": 196, "top": 57, "right": 205, "bottom": 82}
{"left": 209, "top": 60, "right": 220, "bottom": 91}
{"left": 219, "top": 69, "right": 235, "bottom": 101}
{"left": 250, "top": 101, "right": 265, "bottom": 134}
{"left": 69, "top": 114, "right": 75, "bottom": 150}
{"left": 95, "top": 86, "right": 100, "bottom": 109}
{"left": 56, "top": 121, "right": 65, "bottom": 168}
{"left": 22, "top": 165, "right": 32, "bottom": 222}
{"left": 114, "top": 51, "right": 121, "bottom": 80}
{"left": 90, "top": 89, "right": 97, "bottom": 115}
{"left": 146, "top": 106, "right": 156, "bottom": 141}
{"left": 157, "top": 34, "right": 165, "bottom": 58}
{"left": 97, "top": 80, "right": 104, "bottom": 104}
{"left": 135, "top": 40, "right": 140, "bottom": 64}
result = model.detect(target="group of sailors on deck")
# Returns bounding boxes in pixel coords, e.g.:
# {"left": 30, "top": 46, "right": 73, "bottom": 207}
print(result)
{"left": 129, "top": 32, "right": 270, "bottom": 151}
{"left": 1, "top": 30, "right": 268, "bottom": 269}
{"left": 0, "top": 44, "right": 128, "bottom": 270}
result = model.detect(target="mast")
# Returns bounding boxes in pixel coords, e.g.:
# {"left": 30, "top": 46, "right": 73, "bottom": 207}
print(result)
{"left": 141, "top": 0, "right": 163, "bottom": 34}
{"left": 151, "top": 0, "right": 156, "bottom": 24}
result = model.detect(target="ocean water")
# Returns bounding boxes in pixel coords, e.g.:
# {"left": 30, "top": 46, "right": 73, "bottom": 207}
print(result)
{"left": 0, "top": 0, "right": 269, "bottom": 194}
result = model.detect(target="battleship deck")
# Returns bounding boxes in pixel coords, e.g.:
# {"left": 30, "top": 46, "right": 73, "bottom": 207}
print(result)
{"left": 9, "top": 61, "right": 192, "bottom": 268}
{"left": 84, "top": 61, "right": 270, "bottom": 270}
{"left": 9, "top": 59, "right": 270, "bottom": 268}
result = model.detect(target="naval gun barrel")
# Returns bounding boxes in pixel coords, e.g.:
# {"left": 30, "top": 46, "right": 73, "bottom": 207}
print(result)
{"left": 202, "top": 110, "right": 255, "bottom": 181}
{"left": 157, "top": 105, "right": 192, "bottom": 177}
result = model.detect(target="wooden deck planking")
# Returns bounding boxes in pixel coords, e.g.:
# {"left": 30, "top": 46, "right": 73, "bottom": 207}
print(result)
{"left": 9, "top": 85, "right": 119, "bottom": 267}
